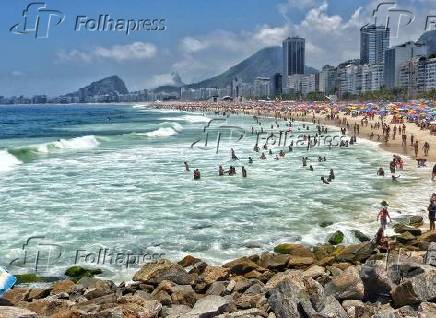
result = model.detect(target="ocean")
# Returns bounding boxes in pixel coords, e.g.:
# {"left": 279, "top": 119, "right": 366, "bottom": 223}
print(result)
{"left": 0, "top": 103, "right": 433, "bottom": 281}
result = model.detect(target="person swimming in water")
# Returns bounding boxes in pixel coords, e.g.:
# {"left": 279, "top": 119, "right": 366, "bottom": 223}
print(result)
{"left": 328, "top": 169, "right": 335, "bottom": 181}
{"left": 309, "top": 165, "right": 314, "bottom": 171}
{"left": 302, "top": 157, "right": 308, "bottom": 167}
{"left": 260, "top": 152, "right": 266, "bottom": 160}
{"left": 231, "top": 148, "right": 239, "bottom": 160}
{"left": 193, "top": 169, "right": 201, "bottom": 180}
{"left": 248, "top": 157, "right": 253, "bottom": 164}
{"left": 219, "top": 165, "right": 224, "bottom": 176}
{"left": 377, "top": 168, "right": 385, "bottom": 176}
{"left": 242, "top": 166, "right": 247, "bottom": 178}
{"left": 184, "top": 161, "right": 190, "bottom": 172}
{"left": 321, "top": 176, "right": 330, "bottom": 184}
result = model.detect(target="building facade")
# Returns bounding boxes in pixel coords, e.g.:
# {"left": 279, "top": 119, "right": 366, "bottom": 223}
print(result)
{"left": 360, "top": 24, "right": 390, "bottom": 65}
{"left": 283, "top": 36, "right": 305, "bottom": 91}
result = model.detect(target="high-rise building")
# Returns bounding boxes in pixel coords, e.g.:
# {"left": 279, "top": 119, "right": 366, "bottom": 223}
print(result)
{"left": 271, "top": 73, "right": 282, "bottom": 96}
{"left": 360, "top": 24, "right": 390, "bottom": 65}
{"left": 283, "top": 36, "right": 305, "bottom": 90}
{"left": 384, "top": 41, "right": 427, "bottom": 89}
{"left": 319, "top": 65, "right": 336, "bottom": 95}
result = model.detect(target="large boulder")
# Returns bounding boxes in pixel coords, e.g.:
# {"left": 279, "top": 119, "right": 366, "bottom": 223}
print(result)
{"left": 0, "top": 307, "right": 38, "bottom": 318}
{"left": 273, "top": 244, "right": 313, "bottom": 258}
{"left": 257, "top": 253, "right": 289, "bottom": 271}
{"left": 201, "top": 266, "right": 230, "bottom": 285}
{"left": 215, "top": 309, "right": 267, "bottom": 317}
{"left": 182, "top": 295, "right": 230, "bottom": 318}
{"left": 360, "top": 261, "right": 396, "bottom": 302}
{"left": 223, "top": 257, "right": 262, "bottom": 275}
{"left": 324, "top": 266, "right": 364, "bottom": 300}
{"left": 396, "top": 231, "right": 417, "bottom": 244}
{"left": 419, "top": 231, "right": 436, "bottom": 243}
{"left": 133, "top": 260, "right": 194, "bottom": 286}
{"left": 351, "top": 230, "right": 371, "bottom": 242}
{"left": 391, "top": 265, "right": 436, "bottom": 307}
{"left": 64, "top": 266, "right": 102, "bottom": 280}
{"left": 51, "top": 280, "right": 76, "bottom": 295}
{"left": 327, "top": 230, "right": 344, "bottom": 245}
{"left": 393, "top": 224, "right": 422, "bottom": 236}
{"left": 3, "top": 288, "right": 29, "bottom": 305}
{"left": 335, "top": 242, "right": 375, "bottom": 264}
{"left": 287, "top": 256, "right": 314, "bottom": 269}
{"left": 312, "top": 244, "right": 336, "bottom": 261}
{"left": 425, "top": 242, "right": 436, "bottom": 266}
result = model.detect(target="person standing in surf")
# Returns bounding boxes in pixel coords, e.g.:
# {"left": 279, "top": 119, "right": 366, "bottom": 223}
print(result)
{"left": 377, "top": 201, "right": 391, "bottom": 230}
{"left": 428, "top": 194, "right": 436, "bottom": 231}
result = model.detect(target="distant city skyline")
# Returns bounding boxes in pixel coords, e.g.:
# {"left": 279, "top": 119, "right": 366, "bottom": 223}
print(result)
{"left": 1, "top": 0, "right": 435, "bottom": 96}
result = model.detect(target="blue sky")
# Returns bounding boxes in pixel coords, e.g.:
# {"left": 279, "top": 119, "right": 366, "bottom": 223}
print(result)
{"left": 0, "top": 0, "right": 434, "bottom": 96}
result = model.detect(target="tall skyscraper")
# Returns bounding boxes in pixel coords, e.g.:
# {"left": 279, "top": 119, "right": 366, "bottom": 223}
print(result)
{"left": 384, "top": 41, "right": 427, "bottom": 88}
{"left": 360, "top": 24, "right": 390, "bottom": 65}
{"left": 283, "top": 37, "right": 305, "bottom": 90}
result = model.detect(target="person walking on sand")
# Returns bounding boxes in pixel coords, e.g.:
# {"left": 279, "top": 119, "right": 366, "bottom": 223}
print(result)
{"left": 433, "top": 164, "right": 436, "bottom": 182}
{"left": 414, "top": 141, "right": 419, "bottom": 157}
{"left": 377, "top": 201, "right": 392, "bottom": 230}
{"left": 428, "top": 194, "right": 436, "bottom": 231}
{"left": 423, "top": 142, "right": 430, "bottom": 156}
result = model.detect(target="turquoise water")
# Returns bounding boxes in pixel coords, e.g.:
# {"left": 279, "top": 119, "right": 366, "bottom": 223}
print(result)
{"left": 0, "top": 103, "right": 433, "bottom": 281}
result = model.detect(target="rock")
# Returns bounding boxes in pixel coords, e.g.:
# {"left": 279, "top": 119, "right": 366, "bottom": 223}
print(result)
{"left": 303, "top": 265, "right": 326, "bottom": 279}
{"left": 324, "top": 266, "right": 364, "bottom": 300}
{"left": 216, "top": 308, "right": 267, "bottom": 317}
{"left": 266, "top": 278, "right": 302, "bottom": 318}
{"left": 335, "top": 242, "right": 375, "bottom": 264}
{"left": 77, "top": 277, "right": 115, "bottom": 300}
{"left": 393, "top": 224, "right": 422, "bottom": 236}
{"left": 28, "top": 288, "right": 51, "bottom": 300}
{"left": 179, "top": 255, "right": 201, "bottom": 267}
{"left": 24, "top": 298, "right": 75, "bottom": 316}
{"left": 226, "top": 280, "right": 236, "bottom": 293}
{"left": 316, "top": 295, "right": 348, "bottom": 318}
{"left": 165, "top": 304, "right": 192, "bottom": 318}
{"left": 425, "top": 242, "right": 436, "bottom": 266}
{"left": 360, "top": 261, "right": 395, "bottom": 302}
{"left": 223, "top": 257, "right": 262, "bottom": 275}
{"left": 0, "top": 307, "right": 38, "bottom": 318}
{"left": 171, "top": 285, "right": 197, "bottom": 307}
{"left": 409, "top": 215, "right": 424, "bottom": 227}
{"left": 206, "top": 281, "right": 227, "bottom": 296}
{"left": 51, "top": 279, "right": 76, "bottom": 295}
{"left": 327, "top": 230, "right": 344, "bottom": 245}
{"left": 341, "top": 300, "right": 366, "bottom": 318}
{"left": 202, "top": 266, "right": 230, "bottom": 285}
{"left": 391, "top": 265, "right": 436, "bottom": 307}
{"left": 257, "top": 253, "right": 289, "bottom": 271}
{"left": 317, "top": 256, "right": 336, "bottom": 267}
{"left": 351, "top": 230, "right": 371, "bottom": 242}
{"left": 273, "top": 243, "right": 313, "bottom": 258}
{"left": 64, "top": 266, "right": 102, "bottom": 280}
{"left": 185, "top": 295, "right": 230, "bottom": 318}
{"left": 117, "top": 296, "right": 162, "bottom": 317}
{"left": 312, "top": 244, "right": 336, "bottom": 260}
{"left": 14, "top": 274, "right": 43, "bottom": 284}
{"left": 133, "top": 259, "right": 194, "bottom": 286}
{"left": 418, "top": 302, "right": 436, "bottom": 317}
{"left": 287, "top": 256, "right": 314, "bottom": 269}
{"left": 419, "top": 231, "right": 436, "bottom": 243}
{"left": 3, "top": 288, "right": 29, "bottom": 305}
{"left": 396, "top": 231, "right": 417, "bottom": 244}
{"left": 319, "top": 221, "right": 334, "bottom": 228}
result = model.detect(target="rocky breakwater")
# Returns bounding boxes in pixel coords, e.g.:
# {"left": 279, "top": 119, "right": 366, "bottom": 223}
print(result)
{"left": 1, "top": 228, "right": 436, "bottom": 318}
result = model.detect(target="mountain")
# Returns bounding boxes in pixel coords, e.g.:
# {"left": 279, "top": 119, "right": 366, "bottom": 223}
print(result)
{"left": 186, "top": 46, "right": 318, "bottom": 89}
{"left": 66, "top": 75, "right": 128, "bottom": 97}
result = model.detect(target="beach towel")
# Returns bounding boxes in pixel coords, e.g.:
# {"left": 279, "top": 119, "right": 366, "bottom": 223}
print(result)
{"left": 0, "top": 266, "right": 16, "bottom": 297}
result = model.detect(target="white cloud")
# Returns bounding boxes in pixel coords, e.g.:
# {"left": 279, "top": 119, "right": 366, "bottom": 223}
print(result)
{"left": 57, "top": 42, "right": 157, "bottom": 63}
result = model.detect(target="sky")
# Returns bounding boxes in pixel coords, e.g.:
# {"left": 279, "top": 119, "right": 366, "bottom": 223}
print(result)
{"left": 0, "top": 0, "right": 435, "bottom": 97}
